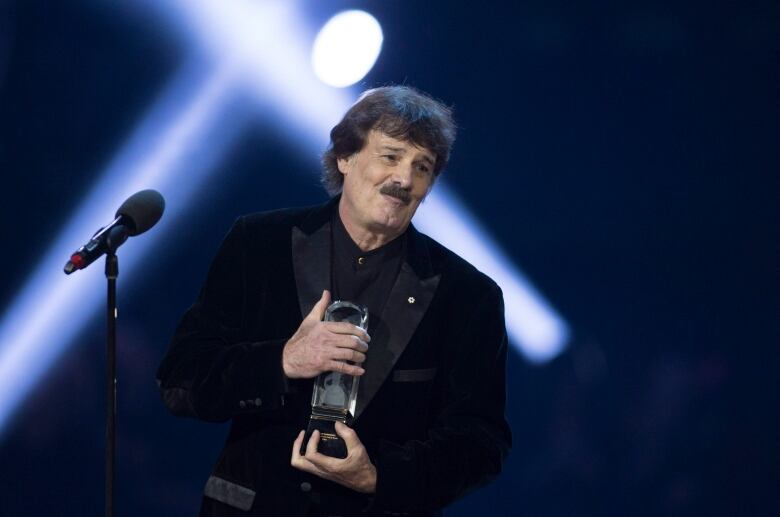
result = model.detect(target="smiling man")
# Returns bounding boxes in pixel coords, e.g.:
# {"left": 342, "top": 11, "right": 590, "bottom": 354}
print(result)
{"left": 336, "top": 130, "right": 435, "bottom": 249}
{"left": 157, "top": 86, "right": 511, "bottom": 517}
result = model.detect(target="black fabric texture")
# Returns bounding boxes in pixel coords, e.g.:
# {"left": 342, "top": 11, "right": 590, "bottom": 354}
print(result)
{"left": 331, "top": 208, "right": 406, "bottom": 336}
{"left": 156, "top": 197, "right": 512, "bottom": 516}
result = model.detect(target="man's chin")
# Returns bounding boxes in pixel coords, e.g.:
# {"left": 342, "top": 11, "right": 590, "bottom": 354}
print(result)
{"left": 369, "top": 213, "right": 409, "bottom": 235}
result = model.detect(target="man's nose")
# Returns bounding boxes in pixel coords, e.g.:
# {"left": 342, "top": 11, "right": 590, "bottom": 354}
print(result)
{"left": 392, "top": 162, "right": 414, "bottom": 187}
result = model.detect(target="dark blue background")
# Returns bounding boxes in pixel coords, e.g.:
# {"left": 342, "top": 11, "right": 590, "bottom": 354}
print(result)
{"left": 1, "top": 0, "right": 778, "bottom": 515}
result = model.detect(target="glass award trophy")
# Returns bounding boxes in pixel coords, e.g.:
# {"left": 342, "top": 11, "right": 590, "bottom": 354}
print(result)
{"left": 300, "top": 300, "right": 368, "bottom": 458}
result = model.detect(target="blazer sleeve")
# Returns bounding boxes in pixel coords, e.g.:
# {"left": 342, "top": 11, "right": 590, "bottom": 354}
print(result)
{"left": 372, "top": 282, "right": 512, "bottom": 512}
{"left": 156, "top": 216, "right": 291, "bottom": 422}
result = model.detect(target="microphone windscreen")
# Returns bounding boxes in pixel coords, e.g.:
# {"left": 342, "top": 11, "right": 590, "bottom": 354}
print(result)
{"left": 116, "top": 189, "right": 166, "bottom": 235}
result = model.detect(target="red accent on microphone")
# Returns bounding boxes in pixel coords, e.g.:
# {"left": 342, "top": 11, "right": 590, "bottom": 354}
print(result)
{"left": 70, "top": 254, "right": 85, "bottom": 269}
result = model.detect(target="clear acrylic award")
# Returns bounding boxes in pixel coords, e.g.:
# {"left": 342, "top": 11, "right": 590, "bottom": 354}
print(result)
{"left": 301, "top": 300, "right": 368, "bottom": 458}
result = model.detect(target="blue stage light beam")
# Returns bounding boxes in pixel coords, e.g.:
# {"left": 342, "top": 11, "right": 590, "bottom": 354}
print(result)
{"left": 156, "top": 0, "right": 353, "bottom": 144}
{"left": 156, "top": 0, "right": 571, "bottom": 361}
{"left": 415, "top": 185, "right": 569, "bottom": 363}
{"left": 0, "top": 0, "right": 356, "bottom": 436}
{"left": 0, "top": 60, "right": 243, "bottom": 435}
{"left": 0, "top": 0, "right": 569, "bottom": 435}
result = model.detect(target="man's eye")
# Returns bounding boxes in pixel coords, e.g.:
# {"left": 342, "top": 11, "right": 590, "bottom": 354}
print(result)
{"left": 416, "top": 164, "right": 431, "bottom": 174}
{"left": 383, "top": 154, "right": 398, "bottom": 162}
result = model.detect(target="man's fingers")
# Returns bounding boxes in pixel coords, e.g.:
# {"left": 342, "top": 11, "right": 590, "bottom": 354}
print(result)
{"left": 333, "top": 334, "right": 369, "bottom": 354}
{"left": 335, "top": 347, "right": 366, "bottom": 364}
{"left": 324, "top": 322, "right": 371, "bottom": 343}
{"left": 334, "top": 421, "right": 361, "bottom": 450}
{"left": 328, "top": 360, "right": 365, "bottom": 376}
{"left": 307, "top": 290, "right": 331, "bottom": 322}
{"left": 304, "top": 437, "right": 341, "bottom": 472}
{"left": 349, "top": 336, "right": 370, "bottom": 353}
{"left": 291, "top": 430, "right": 305, "bottom": 464}
{"left": 291, "top": 437, "right": 326, "bottom": 478}
{"left": 303, "top": 429, "right": 345, "bottom": 471}
{"left": 351, "top": 349, "right": 367, "bottom": 364}
{"left": 306, "top": 430, "right": 321, "bottom": 456}
{"left": 292, "top": 430, "right": 324, "bottom": 475}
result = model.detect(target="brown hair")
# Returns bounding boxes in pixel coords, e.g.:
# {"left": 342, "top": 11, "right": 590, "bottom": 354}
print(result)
{"left": 321, "top": 86, "right": 457, "bottom": 195}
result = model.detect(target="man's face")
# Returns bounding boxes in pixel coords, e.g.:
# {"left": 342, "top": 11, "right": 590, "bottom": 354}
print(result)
{"left": 338, "top": 130, "right": 436, "bottom": 238}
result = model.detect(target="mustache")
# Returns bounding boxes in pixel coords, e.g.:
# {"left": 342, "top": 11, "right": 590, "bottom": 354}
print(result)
{"left": 379, "top": 184, "right": 412, "bottom": 204}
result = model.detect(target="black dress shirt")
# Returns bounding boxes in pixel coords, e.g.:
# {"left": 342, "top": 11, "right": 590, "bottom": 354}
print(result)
{"left": 330, "top": 210, "right": 406, "bottom": 336}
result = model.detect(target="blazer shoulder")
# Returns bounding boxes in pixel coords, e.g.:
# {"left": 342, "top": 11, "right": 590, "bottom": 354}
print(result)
{"left": 239, "top": 205, "right": 311, "bottom": 231}
{"left": 235, "top": 200, "right": 332, "bottom": 239}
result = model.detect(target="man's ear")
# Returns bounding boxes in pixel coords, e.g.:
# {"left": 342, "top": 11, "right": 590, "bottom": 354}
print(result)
{"left": 337, "top": 155, "right": 353, "bottom": 175}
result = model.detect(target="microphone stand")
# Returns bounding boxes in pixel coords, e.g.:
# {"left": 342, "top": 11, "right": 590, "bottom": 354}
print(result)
{"left": 104, "top": 227, "right": 127, "bottom": 517}
{"left": 62, "top": 189, "right": 165, "bottom": 517}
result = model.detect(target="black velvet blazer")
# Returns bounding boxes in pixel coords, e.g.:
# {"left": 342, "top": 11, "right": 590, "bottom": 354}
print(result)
{"left": 157, "top": 197, "right": 512, "bottom": 516}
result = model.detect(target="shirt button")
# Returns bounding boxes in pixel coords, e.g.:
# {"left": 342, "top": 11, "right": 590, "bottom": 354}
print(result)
{"left": 357, "top": 257, "right": 365, "bottom": 265}
{"left": 300, "top": 482, "right": 312, "bottom": 492}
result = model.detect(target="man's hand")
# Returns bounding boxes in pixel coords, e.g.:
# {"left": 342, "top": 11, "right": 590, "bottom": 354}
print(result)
{"left": 291, "top": 422, "right": 377, "bottom": 494}
{"left": 282, "top": 290, "right": 370, "bottom": 379}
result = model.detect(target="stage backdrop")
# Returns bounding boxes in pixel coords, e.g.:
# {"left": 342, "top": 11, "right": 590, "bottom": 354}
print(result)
{"left": 0, "top": 1, "right": 777, "bottom": 515}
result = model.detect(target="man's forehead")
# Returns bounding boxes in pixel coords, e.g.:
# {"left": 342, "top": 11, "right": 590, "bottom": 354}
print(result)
{"left": 369, "top": 131, "right": 436, "bottom": 163}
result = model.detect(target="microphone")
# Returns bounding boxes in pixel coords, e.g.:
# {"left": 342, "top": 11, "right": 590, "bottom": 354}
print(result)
{"left": 63, "top": 189, "right": 165, "bottom": 274}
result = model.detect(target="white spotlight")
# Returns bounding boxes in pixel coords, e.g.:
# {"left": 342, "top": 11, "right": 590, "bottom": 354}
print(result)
{"left": 312, "top": 10, "right": 383, "bottom": 88}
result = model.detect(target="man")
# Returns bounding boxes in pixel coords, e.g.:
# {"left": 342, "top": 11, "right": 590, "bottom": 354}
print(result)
{"left": 157, "top": 86, "right": 511, "bottom": 516}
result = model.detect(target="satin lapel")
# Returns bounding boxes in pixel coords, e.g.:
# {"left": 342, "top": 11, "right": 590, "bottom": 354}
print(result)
{"left": 354, "top": 230, "right": 441, "bottom": 420}
{"left": 291, "top": 223, "right": 331, "bottom": 320}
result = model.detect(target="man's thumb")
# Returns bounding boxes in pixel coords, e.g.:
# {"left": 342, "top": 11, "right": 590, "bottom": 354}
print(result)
{"left": 307, "top": 289, "right": 331, "bottom": 321}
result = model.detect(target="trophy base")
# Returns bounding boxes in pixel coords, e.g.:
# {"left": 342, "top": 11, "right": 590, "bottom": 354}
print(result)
{"left": 300, "top": 414, "right": 348, "bottom": 459}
